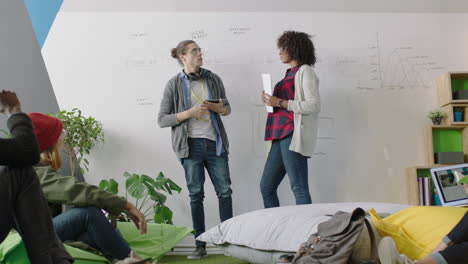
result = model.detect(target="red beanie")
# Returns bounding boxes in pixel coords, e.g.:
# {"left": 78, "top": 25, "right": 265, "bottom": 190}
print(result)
{"left": 27, "top": 113, "right": 63, "bottom": 152}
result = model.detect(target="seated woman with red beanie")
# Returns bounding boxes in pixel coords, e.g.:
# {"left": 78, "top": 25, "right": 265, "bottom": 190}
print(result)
{"left": 27, "top": 113, "right": 152, "bottom": 264}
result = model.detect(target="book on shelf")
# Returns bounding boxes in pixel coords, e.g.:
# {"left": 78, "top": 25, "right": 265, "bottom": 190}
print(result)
{"left": 418, "top": 178, "right": 423, "bottom": 205}
{"left": 417, "top": 177, "right": 433, "bottom": 206}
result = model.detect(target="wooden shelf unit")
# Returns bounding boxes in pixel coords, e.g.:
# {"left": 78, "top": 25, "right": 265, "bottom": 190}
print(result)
{"left": 426, "top": 126, "right": 468, "bottom": 165}
{"left": 442, "top": 104, "right": 468, "bottom": 126}
{"left": 407, "top": 167, "right": 423, "bottom": 205}
{"left": 407, "top": 165, "right": 466, "bottom": 205}
{"left": 407, "top": 167, "right": 434, "bottom": 205}
{"left": 438, "top": 72, "right": 468, "bottom": 107}
{"left": 408, "top": 72, "right": 468, "bottom": 206}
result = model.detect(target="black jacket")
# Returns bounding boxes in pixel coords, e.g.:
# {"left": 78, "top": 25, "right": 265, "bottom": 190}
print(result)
{"left": 0, "top": 113, "right": 40, "bottom": 167}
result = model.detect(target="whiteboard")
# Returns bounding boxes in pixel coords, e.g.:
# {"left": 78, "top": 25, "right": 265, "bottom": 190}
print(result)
{"left": 42, "top": 12, "right": 468, "bottom": 233}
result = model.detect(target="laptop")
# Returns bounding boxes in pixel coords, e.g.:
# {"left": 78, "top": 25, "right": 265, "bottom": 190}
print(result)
{"left": 430, "top": 164, "right": 468, "bottom": 206}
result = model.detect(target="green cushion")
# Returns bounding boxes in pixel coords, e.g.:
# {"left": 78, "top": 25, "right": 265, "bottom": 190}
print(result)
{"left": 0, "top": 223, "right": 193, "bottom": 264}
{"left": 117, "top": 222, "right": 193, "bottom": 260}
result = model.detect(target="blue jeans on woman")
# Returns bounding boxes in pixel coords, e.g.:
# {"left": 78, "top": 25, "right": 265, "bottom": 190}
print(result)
{"left": 181, "top": 138, "right": 233, "bottom": 247}
{"left": 260, "top": 135, "right": 311, "bottom": 208}
{"left": 53, "top": 207, "right": 131, "bottom": 261}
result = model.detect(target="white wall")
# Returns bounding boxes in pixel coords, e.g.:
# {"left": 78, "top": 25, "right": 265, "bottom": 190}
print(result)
{"left": 42, "top": 11, "right": 468, "bottom": 248}
{"left": 0, "top": 0, "right": 60, "bottom": 130}
{"left": 1, "top": 0, "right": 466, "bottom": 250}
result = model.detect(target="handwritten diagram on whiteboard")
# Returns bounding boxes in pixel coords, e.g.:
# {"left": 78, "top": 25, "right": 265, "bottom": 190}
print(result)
{"left": 335, "top": 32, "right": 447, "bottom": 91}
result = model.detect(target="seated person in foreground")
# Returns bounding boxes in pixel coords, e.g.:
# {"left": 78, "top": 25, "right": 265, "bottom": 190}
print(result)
{"left": 28, "top": 113, "right": 152, "bottom": 264}
{"left": 0, "top": 91, "right": 73, "bottom": 264}
{"left": 379, "top": 184, "right": 468, "bottom": 264}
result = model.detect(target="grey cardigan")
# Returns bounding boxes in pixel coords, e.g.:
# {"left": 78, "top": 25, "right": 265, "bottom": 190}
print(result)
{"left": 158, "top": 69, "right": 231, "bottom": 159}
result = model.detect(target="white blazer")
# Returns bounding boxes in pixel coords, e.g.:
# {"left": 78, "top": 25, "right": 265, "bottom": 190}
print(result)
{"left": 287, "top": 65, "right": 320, "bottom": 157}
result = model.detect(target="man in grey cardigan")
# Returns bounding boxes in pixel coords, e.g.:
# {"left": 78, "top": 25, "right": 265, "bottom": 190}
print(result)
{"left": 158, "top": 40, "right": 232, "bottom": 260}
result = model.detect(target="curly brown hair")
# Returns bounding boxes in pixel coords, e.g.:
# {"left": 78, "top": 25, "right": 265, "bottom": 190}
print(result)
{"left": 277, "top": 31, "right": 316, "bottom": 66}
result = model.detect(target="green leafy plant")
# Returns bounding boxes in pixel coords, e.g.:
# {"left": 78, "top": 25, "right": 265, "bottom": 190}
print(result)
{"left": 454, "top": 107, "right": 465, "bottom": 113}
{"left": 427, "top": 110, "right": 445, "bottom": 119}
{"left": 99, "top": 178, "right": 119, "bottom": 194}
{"left": 99, "top": 171, "right": 182, "bottom": 224}
{"left": 50, "top": 108, "right": 104, "bottom": 176}
{"left": 459, "top": 176, "right": 468, "bottom": 195}
{"left": 0, "top": 128, "right": 11, "bottom": 138}
{"left": 459, "top": 176, "right": 468, "bottom": 184}
{"left": 428, "top": 110, "right": 446, "bottom": 125}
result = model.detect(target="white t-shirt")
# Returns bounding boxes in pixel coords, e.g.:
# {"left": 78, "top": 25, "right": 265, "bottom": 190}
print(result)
{"left": 187, "top": 79, "right": 217, "bottom": 141}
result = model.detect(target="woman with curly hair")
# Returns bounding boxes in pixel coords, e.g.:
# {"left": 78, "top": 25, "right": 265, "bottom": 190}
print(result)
{"left": 260, "top": 31, "right": 320, "bottom": 208}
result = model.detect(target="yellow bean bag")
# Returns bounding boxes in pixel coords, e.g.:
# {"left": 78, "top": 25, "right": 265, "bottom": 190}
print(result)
{"left": 370, "top": 206, "right": 468, "bottom": 260}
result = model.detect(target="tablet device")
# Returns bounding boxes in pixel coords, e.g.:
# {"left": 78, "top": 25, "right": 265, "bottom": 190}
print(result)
{"left": 204, "top": 99, "right": 223, "bottom": 103}
{"left": 430, "top": 164, "right": 468, "bottom": 206}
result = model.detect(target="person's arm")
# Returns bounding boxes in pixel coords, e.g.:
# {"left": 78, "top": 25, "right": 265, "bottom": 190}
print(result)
{"left": 0, "top": 90, "right": 40, "bottom": 167}
{"left": 36, "top": 165, "right": 127, "bottom": 215}
{"left": 125, "top": 201, "right": 147, "bottom": 234}
{"left": 0, "top": 114, "right": 40, "bottom": 167}
{"left": 202, "top": 99, "right": 229, "bottom": 116}
{"left": 287, "top": 67, "right": 320, "bottom": 115}
{"left": 429, "top": 241, "right": 448, "bottom": 255}
{"left": 158, "top": 81, "right": 207, "bottom": 126}
{"left": 217, "top": 76, "right": 231, "bottom": 116}
{"left": 158, "top": 81, "right": 180, "bottom": 128}
{"left": 176, "top": 106, "right": 208, "bottom": 122}
{"left": 36, "top": 165, "right": 147, "bottom": 233}
{"left": 203, "top": 75, "right": 231, "bottom": 116}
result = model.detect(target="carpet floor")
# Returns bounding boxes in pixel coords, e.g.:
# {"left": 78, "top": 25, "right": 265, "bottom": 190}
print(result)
{"left": 158, "top": 254, "right": 250, "bottom": 264}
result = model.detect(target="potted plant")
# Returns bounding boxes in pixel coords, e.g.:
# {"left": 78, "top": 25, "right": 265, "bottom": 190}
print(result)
{"left": 428, "top": 110, "right": 446, "bottom": 125}
{"left": 50, "top": 108, "right": 104, "bottom": 177}
{"left": 100, "top": 171, "right": 182, "bottom": 224}
{"left": 453, "top": 107, "right": 465, "bottom": 122}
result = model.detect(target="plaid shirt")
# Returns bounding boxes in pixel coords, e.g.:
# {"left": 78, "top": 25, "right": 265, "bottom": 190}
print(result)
{"left": 264, "top": 65, "right": 300, "bottom": 141}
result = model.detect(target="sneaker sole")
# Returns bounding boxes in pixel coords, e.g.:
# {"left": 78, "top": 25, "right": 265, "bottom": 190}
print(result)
{"left": 186, "top": 255, "right": 208, "bottom": 260}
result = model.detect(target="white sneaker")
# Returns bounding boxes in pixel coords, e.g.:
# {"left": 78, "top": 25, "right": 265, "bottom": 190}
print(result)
{"left": 113, "top": 250, "right": 150, "bottom": 264}
{"left": 378, "top": 237, "right": 415, "bottom": 264}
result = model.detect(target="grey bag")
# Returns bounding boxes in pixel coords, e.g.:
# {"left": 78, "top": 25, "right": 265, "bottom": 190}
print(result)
{"left": 291, "top": 208, "right": 377, "bottom": 264}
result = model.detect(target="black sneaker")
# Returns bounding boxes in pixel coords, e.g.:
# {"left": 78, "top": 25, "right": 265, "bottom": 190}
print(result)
{"left": 186, "top": 246, "right": 208, "bottom": 260}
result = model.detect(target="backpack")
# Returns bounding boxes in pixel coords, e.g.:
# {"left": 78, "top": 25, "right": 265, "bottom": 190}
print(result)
{"left": 291, "top": 207, "right": 378, "bottom": 264}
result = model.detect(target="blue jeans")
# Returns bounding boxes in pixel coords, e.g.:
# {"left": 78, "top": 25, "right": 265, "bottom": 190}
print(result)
{"left": 260, "top": 135, "right": 311, "bottom": 208}
{"left": 53, "top": 207, "right": 131, "bottom": 261}
{"left": 181, "top": 138, "right": 233, "bottom": 247}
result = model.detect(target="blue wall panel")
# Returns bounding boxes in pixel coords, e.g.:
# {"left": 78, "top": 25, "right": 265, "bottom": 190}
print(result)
{"left": 24, "top": 0, "right": 63, "bottom": 48}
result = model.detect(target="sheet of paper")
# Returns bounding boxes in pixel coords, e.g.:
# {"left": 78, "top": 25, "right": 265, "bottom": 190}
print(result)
{"left": 261, "top": 73, "right": 273, "bottom": 113}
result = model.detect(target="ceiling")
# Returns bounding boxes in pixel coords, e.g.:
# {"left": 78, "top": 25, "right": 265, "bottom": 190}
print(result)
{"left": 60, "top": 0, "right": 468, "bottom": 13}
